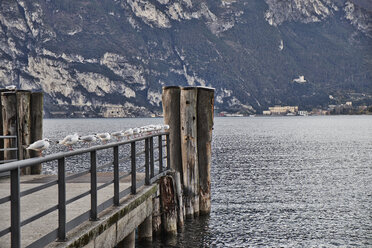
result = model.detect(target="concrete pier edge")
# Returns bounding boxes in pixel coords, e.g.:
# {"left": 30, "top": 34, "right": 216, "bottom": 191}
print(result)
{"left": 47, "top": 185, "right": 158, "bottom": 248}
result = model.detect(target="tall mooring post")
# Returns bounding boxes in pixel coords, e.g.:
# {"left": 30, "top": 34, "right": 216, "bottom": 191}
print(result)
{"left": 162, "top": 86, "right": 214, "bottom": 222}
{"left": 180, "top": 87, "right": 199, "bottom": 218}
{"left": 197, "top": 87, "right": 214, "bottom": 215}
{"left": 162, "top": 87, "right": 182, "bottom": 176}
{"left": 1, "top": 89, "right": 43, "bottom": 175}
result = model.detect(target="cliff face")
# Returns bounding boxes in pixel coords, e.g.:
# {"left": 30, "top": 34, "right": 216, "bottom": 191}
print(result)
{"left": 0, "top": 0, "right": 371, "bottom": 116}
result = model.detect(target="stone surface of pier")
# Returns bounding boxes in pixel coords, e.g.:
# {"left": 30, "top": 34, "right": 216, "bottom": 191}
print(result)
{"left": 0, "top": 173, "right": 156, "bottom": 248}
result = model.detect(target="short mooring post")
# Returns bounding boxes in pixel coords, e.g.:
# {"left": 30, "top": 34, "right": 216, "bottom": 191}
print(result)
{"left": 197, "top": 87, "right": 214, "bottom": 215}
{"left": 1, "top": 90, "right": 43, "bottom": 175}
{"left": 159, "top": 176, "right": 177, "bottom": 235}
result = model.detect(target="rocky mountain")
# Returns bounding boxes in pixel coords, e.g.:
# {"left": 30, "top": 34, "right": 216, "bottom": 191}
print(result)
{"left": 0, "top": 0, "right": 371, "bottom": 117}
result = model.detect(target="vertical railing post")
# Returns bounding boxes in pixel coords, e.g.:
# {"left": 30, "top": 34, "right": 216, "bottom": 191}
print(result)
{"left": 10, "top": 167, "right": 20, "bottom": 248}
{"left": 166, "top": 134, "right": 170, "bottom": 170}
{"left": 113, "top": 146, "right": 120, "bottom": 206}
{"left": 158, "top": 135, "right": 163, "bottom": 173}
{"left": 15, "top": 136, "right": 19, "bottom": 161}
{"left": 90, "top": 151, "right": 98, "bottom": 220}
{"left": 145, "top": 138, "right": 150, "bottom": 185}
{"left": 150, "top": 137, "right": 154, "bottom": 178}
{"left": 131, "top": 142, "right": 136, "bottom": 194}
{"left": 58, "top": 158, "right": 66, "bottom": 241}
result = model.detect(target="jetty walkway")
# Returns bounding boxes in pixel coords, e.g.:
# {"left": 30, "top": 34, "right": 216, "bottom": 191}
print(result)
{"left": 0, "top": 132, "right": 170, "bottom": 248}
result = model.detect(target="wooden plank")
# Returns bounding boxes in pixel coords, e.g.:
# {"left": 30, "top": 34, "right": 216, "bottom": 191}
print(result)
{"left": 180, "top": 87, "right": 199, "bottom": 218}
{"left": 30, "top": 92, "right": 43, "bottom": 174}
{"left": 16, "top": 92, "right": 31, "bottom": 175}
{"left": 197, "top": 87, "right": 214, "bottom": 215}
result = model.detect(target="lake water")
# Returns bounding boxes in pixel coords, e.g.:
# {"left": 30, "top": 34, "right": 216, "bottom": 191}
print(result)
{"left": 44, "top": 116, "right": 372, "bottom": 247}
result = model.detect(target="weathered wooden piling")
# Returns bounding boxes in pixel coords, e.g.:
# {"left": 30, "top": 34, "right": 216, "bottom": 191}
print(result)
{"left": 17, "top": 91, "right": 31, "bottom": 174}
{"left": 159, "top": 176, "right": 178, "bottom": 235}
{"left": 172, "top": 171, "right": 184, "bottom": 230}
{"left": 30, "top": 92, "right": 43, "bottom": 174}
{"left": 162, "top": 85, "right": 214, "bottom": 222}
{"left": 162, "top": 86, "right": 182, "bottom": 174}
{"left": 1, "top": 90, "right": 43, "bottom": 174}
{"left": 197, "top": 87, "right": 214, "bottom": 215}
{"left": 180, "top": 87, "right": 199, "bottom": 218}
{"left": 162, "top": 86, "right": 185, "bottom": 226}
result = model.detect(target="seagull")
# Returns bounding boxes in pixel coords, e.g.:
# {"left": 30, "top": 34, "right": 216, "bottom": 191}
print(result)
{"left": 79, "top": 135, "right": 97, "bottom": 146}
{"left": 111, "top": 131, "right": 125, "bottom": 141}
{"left": 155, "top": 124, "right": 162, "bottom": 133}
{"left": 132, "top": 128, "right": 140, "bottom": 138}
{"left": 145, "top": 125, "right": 155, "bottom": 135}
{"left": 96, "top": 133, "right": 111, "bottom": 144}
{"left": 58, "top": 133, "right": 79, "bottom": 150}
{"left": 123, "top": 128, "right": 134, "bottom": 139}
{"left": 163, "top": 124, "right": 170, "bottom": 131}
{"left": 5, "top": 85, "right": 17, "bottom": 91}
{"left": 139, "top": 126, "right": 148, "bottom": 136}
{"left": 27, "top": 138, "right": 50, "bottom": 156}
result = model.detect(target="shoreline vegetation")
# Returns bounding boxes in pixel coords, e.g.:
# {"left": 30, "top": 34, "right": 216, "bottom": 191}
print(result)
{"left": 42, "top": 112, "right": 372, "bottom": 119}
{"left": 44, "top": 102, "right": 372, "bottom": 118}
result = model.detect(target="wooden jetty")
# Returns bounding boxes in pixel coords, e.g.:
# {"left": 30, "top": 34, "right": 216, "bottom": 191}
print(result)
{"left": 0, "top": 86, "right": 214, "bottom": 248}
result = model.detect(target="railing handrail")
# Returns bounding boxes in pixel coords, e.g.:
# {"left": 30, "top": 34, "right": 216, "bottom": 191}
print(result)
{"left": 0, "top": 132, "right": 169, "bottom": 173}
{"left": 0, "top": 132, "right": 171, "bottom": 248}
{"left": 0, "top": 135, "right": 17, "bottom": 139}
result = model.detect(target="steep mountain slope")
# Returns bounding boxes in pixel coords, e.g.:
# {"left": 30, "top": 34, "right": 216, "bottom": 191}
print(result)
{"left": 0, "top": 0, "right": 371, "bottom": 116}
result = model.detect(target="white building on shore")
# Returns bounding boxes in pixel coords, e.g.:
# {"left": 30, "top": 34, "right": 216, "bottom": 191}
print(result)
{"left": 266, "top": 105, "right": 298, "bottom": 115}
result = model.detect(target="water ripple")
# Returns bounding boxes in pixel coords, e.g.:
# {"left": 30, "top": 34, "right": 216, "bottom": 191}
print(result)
{"left": 44, "top": 116, "right": 372, "bottom": 247}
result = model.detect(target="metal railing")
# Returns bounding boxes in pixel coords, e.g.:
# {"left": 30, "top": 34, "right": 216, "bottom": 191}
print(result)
{"left": 0, "top": 132, "right": 170, "bottom": 248}
{"left": 0, "top": 135, "right": 18, "bottom": 178}
{"left": 0, "top": 135, "right": 18, "bottom": 164}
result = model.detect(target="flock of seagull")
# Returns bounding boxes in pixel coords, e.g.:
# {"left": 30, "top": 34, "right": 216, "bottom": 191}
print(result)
{"left": 26, "top": 124, "right": 170, "bottom": 156}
